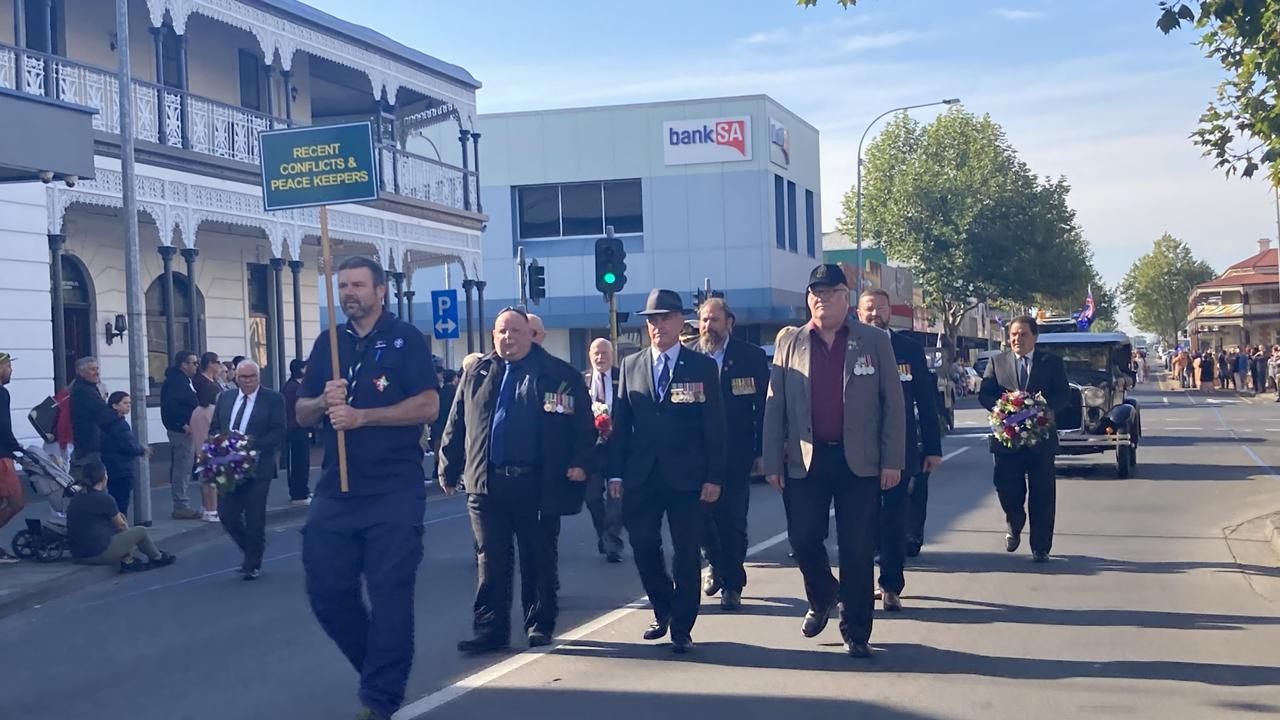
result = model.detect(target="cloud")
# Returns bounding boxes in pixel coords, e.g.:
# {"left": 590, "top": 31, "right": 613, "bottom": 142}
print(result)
{"left": 842, "top": 30, "right": 923, "bottom": 52}
{"left": 740, "top": 28, "right": 791, "bottom": 45}
{"left": 994, "top": 8, "right": 1043, "bottom": 21}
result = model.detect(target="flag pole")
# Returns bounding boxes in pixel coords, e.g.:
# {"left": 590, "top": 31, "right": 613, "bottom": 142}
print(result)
{"left": 320, "top": 206, "right": 350, "bottom": 493}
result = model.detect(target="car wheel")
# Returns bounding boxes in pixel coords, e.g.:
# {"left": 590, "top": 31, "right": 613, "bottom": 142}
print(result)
{"left": 1116, "top": 444, "right": 1132, "bottom": 479}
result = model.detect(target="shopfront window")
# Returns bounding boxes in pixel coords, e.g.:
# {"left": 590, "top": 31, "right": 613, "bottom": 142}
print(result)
{"left": 516, "top": 180, "right": 643, "bottom": 240}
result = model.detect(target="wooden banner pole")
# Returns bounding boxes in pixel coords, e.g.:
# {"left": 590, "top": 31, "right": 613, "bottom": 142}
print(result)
{"left": 320, "top": 205, "right": 350, "bottom": 493}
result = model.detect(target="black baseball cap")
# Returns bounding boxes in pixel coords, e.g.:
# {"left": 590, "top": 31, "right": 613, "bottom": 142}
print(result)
{"left": 807, "top": 263, "right": 849, "bottom": 290}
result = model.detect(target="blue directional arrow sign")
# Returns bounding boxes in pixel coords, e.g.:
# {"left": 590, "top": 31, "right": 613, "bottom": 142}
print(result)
{"left": 431, "top": 289, "right": 460, "bottom": 340}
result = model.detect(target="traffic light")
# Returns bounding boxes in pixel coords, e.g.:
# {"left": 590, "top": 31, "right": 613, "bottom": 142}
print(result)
{"left": 528, "top": 259, "right": 546, "bottom": 304}
{"left": 594, "top": 236, "right": 627, "bottom": 295}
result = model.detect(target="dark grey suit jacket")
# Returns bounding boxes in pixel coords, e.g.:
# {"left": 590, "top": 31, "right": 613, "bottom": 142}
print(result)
{"left": 978, "top": 350, "right": 1071, "bottom": 455}
{"left": 209, "top": 387, "right": 287, "bottom": 482}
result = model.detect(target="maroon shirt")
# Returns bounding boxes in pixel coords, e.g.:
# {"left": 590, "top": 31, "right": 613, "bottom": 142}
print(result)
{"left": 809, "top": 322, "right": 848, "bottom": 444}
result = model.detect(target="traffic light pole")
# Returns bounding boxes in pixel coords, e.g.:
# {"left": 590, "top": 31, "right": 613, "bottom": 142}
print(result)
{"left": 516, "top": 245, "right": 528, "bottom": 310}
{"left": 608, "top": 292, "right": 619, "bottom": 351}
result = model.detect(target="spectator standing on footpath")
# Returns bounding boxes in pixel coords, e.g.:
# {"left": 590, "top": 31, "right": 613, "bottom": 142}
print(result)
{"left": 101, "top": 391, "right": 150, "bottom": 522}
{"left": 192, "top": 352, "right": 223, "bottom": 522}
{"left": 69, "top": 357, "right": 115, "bottom": 473}
{"left": 0, "top": 352, "right": 26, "bottom": 563}
{"left": 160, "top": 351, "right": 203, "bottom": 520}
{"left": 283, "top": 359, "right": 313, "bottom": 505}
{"left": 68, "top": 460, "right": 176, "bottom": 572}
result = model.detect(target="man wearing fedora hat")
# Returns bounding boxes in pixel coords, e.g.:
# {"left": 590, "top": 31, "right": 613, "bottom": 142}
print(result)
{"left": 608, "top": 288, "right": 726, "bottom": 654}
{"left": 763, "top": 264, "right": 905, "bottom": 658}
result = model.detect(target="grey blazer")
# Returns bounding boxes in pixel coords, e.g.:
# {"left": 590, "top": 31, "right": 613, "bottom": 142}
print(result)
{"left": 762, "top": 317, "right": 906, "bottom": 479}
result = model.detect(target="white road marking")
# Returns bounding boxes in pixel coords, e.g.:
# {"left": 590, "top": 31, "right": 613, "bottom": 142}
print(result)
{"left": 942, "top": 446, "right": 972, "bottom": 462}
{"left": 1240, "top": 445, "right": 1280, "bottom": 481}
{"left": 1164, "top": 427, "right": 1201, "bottom": 431}
{"left": 1163, "top": 397, "right": 1171, "bottom": 405}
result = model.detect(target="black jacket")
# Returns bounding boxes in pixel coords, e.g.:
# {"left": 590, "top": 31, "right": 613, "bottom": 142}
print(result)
{"left": 100, "top": 414, "right": 146, "bottom": 483}
{"left": 0, "top": 386, "right": 20, "bottom": 459}
{"left": 69, "top": 379, "right": 114, "bottom": 456}
{"left": 688, "top": 338, "right": 769, "bottom": 469}
{"left": 583, "top": 366, "right": 621, "bottom": 475}
{"left": 160, "top": 367, "right": 199, "bottom": 433}
{"left": 209, "top": 387, "right": 288, "bottom": 482}
{"left": 609, "top": 345, "right": 727, "bottom": 491}
{"left": 889, "top": 330, "right": 942, "bottom": 475}
{"left": 979, "top": 349, "right": 1071, "bottom": 455}
{"left": 440, "top": 344, "right": 595, "bottom": 516}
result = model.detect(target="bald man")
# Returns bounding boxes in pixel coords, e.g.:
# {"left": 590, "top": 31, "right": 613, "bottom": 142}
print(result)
{"left": 584, "top": 338, "right": 623, "bottom": 562}
{"left": 528, "top": 313, "right": 547, "bottom": 345}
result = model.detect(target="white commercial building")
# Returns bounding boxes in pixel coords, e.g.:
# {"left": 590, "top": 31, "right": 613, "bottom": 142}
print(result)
{"left": 0, "top": 0, "right": 485, "bottom": 445}
{"left": 475, "top": 95, "right": 820, "bottom": 365}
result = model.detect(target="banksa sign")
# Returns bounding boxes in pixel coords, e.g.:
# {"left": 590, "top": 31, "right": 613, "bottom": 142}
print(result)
{"left": 662, "top": 116, "right": 752, "bottom": 166}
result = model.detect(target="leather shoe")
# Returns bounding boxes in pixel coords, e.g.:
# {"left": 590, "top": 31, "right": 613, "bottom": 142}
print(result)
{"left": 643, "top": 620, "right": 669, "bottom": 641}
{"left": 243, "top": 568, "right": 261, "bottom": 581}
{"left": 1005, "top": 533, "right": 1021, "bottom": 553}
{"left": 527, "top": 629, "right": 552, "bottom": 647}
{"left": 844, "top": 641, "right": 873, "bottom": 658}
{"left": 801, "top": 604, "right": 834, "bottom": 638}
{"left": 605, "top": 552, "right": 622, "bottom": 564}
{"left": 457, "top": 636, "right": 509, "bottom": 654}
{"left": 904, "top": 538, "right": 922, "bottom": 558}
{"left": 1032, "top": 551, "right": 1050, "bottom": 563}
{"left": 882, "top": 591, "right": 902, "bottom": 612}
{"left": 720, "top": 589, "right": 742, "bottom": 611}
{"left": 702, "top": 572, "right": 721, "bottom": 597}
{"left": 671, "top": 635, "right": 693, "bottom": 654}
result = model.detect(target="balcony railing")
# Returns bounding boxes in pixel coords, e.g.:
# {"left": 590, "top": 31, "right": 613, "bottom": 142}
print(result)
{"left": 1, "top": 43, "right": 479, "bottom": 213}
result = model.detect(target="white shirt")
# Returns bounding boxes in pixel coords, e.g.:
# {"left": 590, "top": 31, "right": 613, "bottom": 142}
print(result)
{"left": 591, "top": 369, "right": 614, "bottom": 413}
{"left": 651, "top": 344, "right": 680, "bottom": 399}
{"left": 230, "top": 388, "right": 260, "bottom": 435}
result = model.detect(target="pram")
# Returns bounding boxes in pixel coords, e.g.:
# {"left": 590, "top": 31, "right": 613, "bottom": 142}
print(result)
{"left": 10, "top": 445, "right": 81, "bottom": 563}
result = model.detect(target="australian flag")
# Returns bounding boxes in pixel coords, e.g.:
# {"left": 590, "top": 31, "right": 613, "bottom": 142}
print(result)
{"left": 1076, "top": 286, "right": 1096, "bottom": 331}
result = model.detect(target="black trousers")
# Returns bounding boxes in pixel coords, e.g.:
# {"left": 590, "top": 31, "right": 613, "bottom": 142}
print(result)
{"left": 585, "top": 472, "right": 624, "bottom": 555}
{"left": 992, "top": 449, "right": 1056, "bottom": 554}
{"left": 287, "top": 428, "right": 311, "bottom": 500}
{"left": 701, "top": 456, "right": 751, "bottom": 592}
{"left": 218, "top": 476, "right": 270, "bottom": 571}
{"left": 785, "top": 445, "right": 878, "bottom": 645}
{"left": 877, "top": 478, "right": 908, "bottom": 593}
{"left": 623, "top": 474, "right": 704, "bottom": 638}
{"left": 468, "top": 473, "right": 555, "bottom": 640}
{"left": 906, "top": 471, "right": 930, "bottom": 544}
{"left": 517, "top": 513, "right": 561, "bottom": 633}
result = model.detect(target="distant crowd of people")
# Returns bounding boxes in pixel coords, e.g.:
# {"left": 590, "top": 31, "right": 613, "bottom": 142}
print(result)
{"left": 1170, "top": 345, "right": 1280, "bottom": 399}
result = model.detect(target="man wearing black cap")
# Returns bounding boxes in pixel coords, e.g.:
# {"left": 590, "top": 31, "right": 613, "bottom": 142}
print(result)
{"left": 763, "top": 264, "right": 906, "bottom": 658}
{"left": 608, "top": 289, "right": 726, "bottom": 654}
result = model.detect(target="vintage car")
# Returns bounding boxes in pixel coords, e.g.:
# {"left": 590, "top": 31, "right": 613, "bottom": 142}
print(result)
{"left": 924, "top": 348, "right": 956, "bottom": 436}
{"left": 1036, "top": 332, "right": 1142, "bottom": 477}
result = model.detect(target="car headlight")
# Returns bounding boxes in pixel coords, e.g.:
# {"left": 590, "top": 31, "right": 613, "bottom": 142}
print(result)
{"left": 1081, "top": 387, "right": 1106, "bottom": 408}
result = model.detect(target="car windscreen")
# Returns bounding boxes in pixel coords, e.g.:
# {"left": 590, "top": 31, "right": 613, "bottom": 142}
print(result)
{"left": 1048, "top": 344, "right": 1113, "bottom": 384}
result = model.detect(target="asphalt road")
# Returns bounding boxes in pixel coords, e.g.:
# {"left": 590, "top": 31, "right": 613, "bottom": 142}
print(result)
{"left": 4, "top": 380, "right": 1280, "bottom": 720}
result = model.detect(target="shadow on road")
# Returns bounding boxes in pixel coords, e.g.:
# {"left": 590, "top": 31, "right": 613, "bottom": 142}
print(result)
{"left": 907, "top": 551, "right": 1280, "bottom": 579}
{"left": 905, "top": 595, "right": 1280, "bottom": 631}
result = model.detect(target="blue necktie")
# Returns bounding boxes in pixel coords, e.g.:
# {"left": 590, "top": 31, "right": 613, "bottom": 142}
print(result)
{"left": 490, "top": 363, "right": 518, "bottom": 466}
{"left": 657, "top": 354, "right": 671, "bottom": 400}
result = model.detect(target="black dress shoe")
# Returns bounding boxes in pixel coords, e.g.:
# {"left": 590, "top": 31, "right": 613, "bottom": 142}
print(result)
{"left": 1032, "top": 551, "right": 1050, "bottom": 563}
{"left": 801, "top": 604, "right": 834, "bottom": 638}
{"left": 844, "top": 641, "right": 873, "bottom": 658}
{"left": 605, "top": 552, "right": 622, "bottom": 564}
{"left": 643, "top": 620, "right": 670, "bottom": 641}
{"left": 720, "top": 589, "right": 742, "bottom": 611}
{"left": 671, "top": 636, "right": 693, "bottom": 654}
{"left": 457, "top": 636, "right": 509, "bottom": 654}
{"left": 702, "top": 573, "right": 722, "bottom": 597}
{"left": 527, "top": 629, "right": 552, "bottom": 647}
{"left": 243, "top": 568, "right": 261, "bottom": 581}
{"left": 1005, "top": 533, "right": 1021, "bottom": 553}
{"left": 904, "top": 538, "right": 922, "bottom": 558}
{"left": 597, "top": 539, "right": 605, "bottom": 555}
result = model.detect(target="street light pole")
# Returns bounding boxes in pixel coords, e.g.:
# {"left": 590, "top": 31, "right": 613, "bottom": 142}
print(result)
{"left": 855, "top": 98, "right": 961, "bottom": 290}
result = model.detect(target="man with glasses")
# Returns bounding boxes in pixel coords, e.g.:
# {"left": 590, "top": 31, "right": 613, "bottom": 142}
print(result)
{"left": 763, "top": 264, "right": 905, "bottom": 658}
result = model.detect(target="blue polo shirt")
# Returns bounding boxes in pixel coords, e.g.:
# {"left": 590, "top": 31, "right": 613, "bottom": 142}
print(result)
{"left": 301, "top": 311, "right": 438, "bottom": 497}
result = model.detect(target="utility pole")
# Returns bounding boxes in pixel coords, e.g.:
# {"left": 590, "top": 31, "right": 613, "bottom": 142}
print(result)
{"left": 517, "top": 245, "right": 528, "bottom": 310}
{"left": 117, "top": 0, "right": 151, "bottom": 525}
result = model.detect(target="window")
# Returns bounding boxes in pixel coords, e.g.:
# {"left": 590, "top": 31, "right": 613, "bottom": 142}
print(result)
{"left": 144, "top": 273, "right": 204, "bottom": 398}
{"left": 805, "top": 189, "right": 816, "bottom": 258}
{"left": 23, "top": 0, "right": 61, "bottom": 54}
{"left": 238, "top": 50, "right": 263, "bottom": 111}
{"left": 774, "top": 175, "right": 786, "bottom": 250}
{"left": 786, "top": 180, "right": 798, "bottom": 253}
{"left": 161, "top": 25, "right": 183, "bottom": 90}
{"left": 515, "top": 180, "right": 643, "bottom": 240}
{"left": 246, "top": 264, "right": 270, "bottom": 369}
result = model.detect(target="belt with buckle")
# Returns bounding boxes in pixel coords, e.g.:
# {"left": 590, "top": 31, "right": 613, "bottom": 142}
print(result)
{"left": 491, "top": 464, "right": 538, "bottom": 477}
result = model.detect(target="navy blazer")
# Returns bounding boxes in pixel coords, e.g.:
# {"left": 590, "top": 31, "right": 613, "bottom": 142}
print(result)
{"left": 888, "top": 330, "right": 942, "bottom": 475}
{"left": 209, "top": 387, "right": 287, "bottom": 482}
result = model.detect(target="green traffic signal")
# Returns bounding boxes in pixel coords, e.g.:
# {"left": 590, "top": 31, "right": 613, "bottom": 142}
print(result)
{"left": 603, "top": 272, "right": 617, "bottom": 284}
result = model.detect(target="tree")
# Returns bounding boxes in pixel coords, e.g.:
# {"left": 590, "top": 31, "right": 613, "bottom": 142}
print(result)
{"left": 1119, "top": 233, "right": 1217, "bottom": 344}
{"left": 837, "top": 108, "right": 1100, "bottom": 350}
{"left": 1158, "top": 1, "right": 1280, "bottom": 186}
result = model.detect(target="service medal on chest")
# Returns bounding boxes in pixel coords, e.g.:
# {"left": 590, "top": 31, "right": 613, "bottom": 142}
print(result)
{"left": 374, "top": 375, "right": 390, "bottom": 392}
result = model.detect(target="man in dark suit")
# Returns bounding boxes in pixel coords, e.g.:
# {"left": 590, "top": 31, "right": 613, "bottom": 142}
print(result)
{"left": 440, "top": 308, "right": 595, "bottom": 652}
{"left": 209, "top": 360, "right": 287, "bottom": 579}
{"left": 978, "top": 315, "right": 1071, "bottom": 562}
{"left": 856, "top": 289, "right": 942, "bottom": 610}
{"left": 609, "top": 289, "right": 726, "bottom": 654}
{"left": 583, "top": 337, "right": 623, "bottom": 563}
{"left": 689, "top": 297, "right": 768, "bottom": 611}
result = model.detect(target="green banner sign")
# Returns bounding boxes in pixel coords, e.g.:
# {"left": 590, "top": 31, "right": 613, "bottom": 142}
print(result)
{"left": 259, "top": 121, "right": 379, "bottom": 211}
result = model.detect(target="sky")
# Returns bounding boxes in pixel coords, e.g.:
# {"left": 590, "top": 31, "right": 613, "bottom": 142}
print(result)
{"left": 307, "top": 0, "right": 1280, "bottom": 331}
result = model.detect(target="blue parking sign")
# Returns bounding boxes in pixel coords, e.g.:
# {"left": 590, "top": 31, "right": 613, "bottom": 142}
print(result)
{"left": 431, "top": 289, "right": 460, "bottom": 340}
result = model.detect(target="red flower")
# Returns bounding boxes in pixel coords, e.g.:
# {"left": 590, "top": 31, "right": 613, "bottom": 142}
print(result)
{"left": 1037, "top": 416, "right": 1049, "bottom": 427}
{"left": 1011, "top": 396, "right": 1024, "bottom": 408}
{"left": 1004, "top": 426, "right": 1017, "bottom": 438}
{"left": 594, "top": 414, "right": 613, "bottom": 437}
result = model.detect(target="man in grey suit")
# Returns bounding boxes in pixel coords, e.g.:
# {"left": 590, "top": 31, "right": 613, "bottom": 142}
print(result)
{"left": 763, "top": 264, "right": 906, "bottom": 658}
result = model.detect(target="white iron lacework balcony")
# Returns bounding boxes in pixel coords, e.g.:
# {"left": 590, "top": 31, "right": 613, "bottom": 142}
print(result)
{"left": 1, "top": 43, "right": 480, "bottom": 214}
